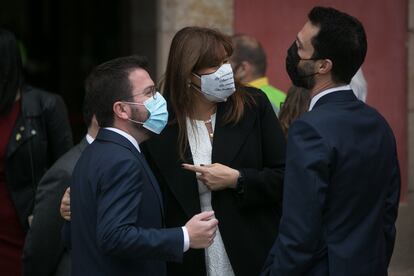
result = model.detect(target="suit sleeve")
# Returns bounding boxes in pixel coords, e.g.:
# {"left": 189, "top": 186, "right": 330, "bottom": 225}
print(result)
{"left": 22, "top": 165, "right": 70, "bottom": 276}
{"left": 96, "top": 158, "right": 183, "bottom": 262}
{"left": 237, "top": 91, "right": 286, "bottom": 207}
{"left": 383, "top": 140, "right": 401, "bottom": 265}
{"left": 45, "top": 94, "right": 73, "bottom": 163}
{"left": 262, "top": 119, "right": 330, "bottom": 276}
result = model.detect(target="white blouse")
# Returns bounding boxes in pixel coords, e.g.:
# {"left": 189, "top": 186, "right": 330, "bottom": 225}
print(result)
{"left": 186, "top": 114, "right": 235, "bottom": 276}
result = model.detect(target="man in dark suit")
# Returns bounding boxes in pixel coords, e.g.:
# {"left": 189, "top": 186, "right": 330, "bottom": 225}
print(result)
{"left": 262, "top": 6, "right": 401, "bottom": 276}
{"left": 22, "top": 88, "right": 99, "bottom": 276}
{"left": 70, "top": 56, "right": 218, "bottom": 276}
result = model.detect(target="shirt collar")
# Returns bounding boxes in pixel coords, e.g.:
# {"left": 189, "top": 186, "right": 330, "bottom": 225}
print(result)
{"left": 86, "top": 134, "right": 94, "bottom": 144}
{"left": 248, "top": 77, "right": 269, "bottom": 89}
{"left": 308, "top": 84, "right": 351, "bottom": 111}
{"left": 104, "top": 127, "right": 141, "bottom": 152}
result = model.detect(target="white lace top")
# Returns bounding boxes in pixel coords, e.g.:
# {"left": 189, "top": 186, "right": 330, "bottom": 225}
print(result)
{"left": 186, "top": 114, "right": 235, "bottom": 276}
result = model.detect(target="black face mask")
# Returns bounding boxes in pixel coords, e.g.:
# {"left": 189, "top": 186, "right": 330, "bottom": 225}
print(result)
{"left": 285, "top": 42, "right": 319, "bottom": 89}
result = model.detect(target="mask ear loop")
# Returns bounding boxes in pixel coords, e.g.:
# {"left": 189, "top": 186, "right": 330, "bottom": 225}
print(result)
{"left": 189, "top": 73, "right": 203, "bottom": 93}
{"left": 297, "top": 57, "right": 322, "bottom": 79}
{"left": 234, "top": 63, "right": 245, "bottom": 81}
{"left": 189, "top": 83, "right": 202, "bottom": 93}
{"left": 122, "top": 101, "right": 146, "bottom": 125}
{"left": 189, "top": 82, "right": 221, "bottom": 99}
{"left": 122, "top": 101, "right": 145, "bottom": 106}
{"left": 128, "top": 118, "right": 145, "bottom": 125}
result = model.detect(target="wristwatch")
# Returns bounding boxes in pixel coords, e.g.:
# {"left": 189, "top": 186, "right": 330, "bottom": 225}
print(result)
{"left": 235, "top": 170, "right": 245, "bottom": 194}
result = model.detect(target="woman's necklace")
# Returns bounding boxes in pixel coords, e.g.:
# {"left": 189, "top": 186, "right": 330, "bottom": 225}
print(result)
{"left": 204, "top": 118, "right": 214, "bottom": 140}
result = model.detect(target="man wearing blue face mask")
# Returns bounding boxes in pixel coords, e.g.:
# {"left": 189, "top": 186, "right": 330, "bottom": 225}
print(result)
{"left": 68, "top": 55, "right": 218, "bottom": 276}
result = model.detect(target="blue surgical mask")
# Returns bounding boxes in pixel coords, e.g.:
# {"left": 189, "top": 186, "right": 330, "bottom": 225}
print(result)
{"left": 123, "top": 92, "right": 169, "bottom": 134}
{"left": 192, "top": 63, "right": 236, "bottom": 102}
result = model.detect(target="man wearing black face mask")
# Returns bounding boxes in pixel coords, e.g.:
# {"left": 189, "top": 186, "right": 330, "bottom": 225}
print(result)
{"left": 261, "top": 6, "right": 400, "bottom": 276}
{"left": 285, "top": 42, "right": 320, "bottom": 90}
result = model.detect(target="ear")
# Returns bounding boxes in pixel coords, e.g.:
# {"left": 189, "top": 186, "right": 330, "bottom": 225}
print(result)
{"left": 317, "top": 59, "right": 333, "bottom": 74}
{"left": 235, "top": 61, "right": 250, "bottom": 81}
{"left": 113, "top": 101, "right": 130, "bottom": 120}
{"left": 91, "top": 115, "right": 99, "bottom": 127}
{"left": 239, "top": 61, "right": 250, "bottom": 73}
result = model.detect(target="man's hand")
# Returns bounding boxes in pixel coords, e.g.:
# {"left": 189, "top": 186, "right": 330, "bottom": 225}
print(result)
{"left": 185, "top": 211, "right": 218, "bottom": 249}
{"left": 182, "top": 163, "right": 239, "bottom": 191}
{"left": 60, "top": 187, "right": 71, "bottom": 221}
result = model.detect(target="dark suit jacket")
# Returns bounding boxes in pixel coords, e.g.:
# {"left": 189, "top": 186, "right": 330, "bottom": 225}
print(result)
{"left": 142, "top": 88, "right": 286, "bottom": 276}
{"left": 23, "top": 138, "right": 89, "bottom": 276}
{"left": 261, "top": 90, "right": 401, "bottom": 276}
{"left": 70, "top": 129, "right": 184, "bottom": 276}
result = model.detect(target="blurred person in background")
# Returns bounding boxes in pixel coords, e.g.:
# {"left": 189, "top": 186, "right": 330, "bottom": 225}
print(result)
{"left": 230, "top": 34, "right": 286, "bottom": 114}
{"left": 0, "top": 28, "right": 73, "bottom": 276}
{"left": 22, "top": 88, "right": 99, "bottom": 276}
{"left": 278, "top": 85, "right": 310, "bottom": 137}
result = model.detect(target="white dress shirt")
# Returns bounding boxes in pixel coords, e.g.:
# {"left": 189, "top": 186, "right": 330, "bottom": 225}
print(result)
{"left": 103, "top": 127, "right": 190, "bottom": 252}
{"left": 85, "top": 134, "right": 94, "bottom": 144}
{"left": 104, "top": 127, "right": 141, "bottom": 152}
{"left": 308, "top": 84, "right": 351, "bottom": 111}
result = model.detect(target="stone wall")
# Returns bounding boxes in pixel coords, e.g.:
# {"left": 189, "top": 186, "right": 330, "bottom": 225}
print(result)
{"left": 156, "top": 0, "right": 233, "bottom": 80}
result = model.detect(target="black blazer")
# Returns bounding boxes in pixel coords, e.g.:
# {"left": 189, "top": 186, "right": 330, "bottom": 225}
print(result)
{"left": 5, "top": 86, "right": 73, "bottom": 230}
{"left": 142, "top": 87, "right": 286, "bottom": 276}
{"left": 23, "top": 138, "right": 89, "bottom": 276}
{"left": 261, "top": 90, "right": 401, "bottom": 276}
{"left": 71, "top": 129, "right": 184, "bottom": 276}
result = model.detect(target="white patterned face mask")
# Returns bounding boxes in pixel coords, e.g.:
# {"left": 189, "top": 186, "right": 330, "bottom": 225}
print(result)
{"left": 192, "top": 63, "right": 236, "bottom": 102}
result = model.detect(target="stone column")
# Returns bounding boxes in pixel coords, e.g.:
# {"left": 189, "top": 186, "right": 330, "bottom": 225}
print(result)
{"left": 156, "top": 0, "right": 234, "bottom": 81}
{"left": 409, "top": 0, "right": 414, "bottom": 191}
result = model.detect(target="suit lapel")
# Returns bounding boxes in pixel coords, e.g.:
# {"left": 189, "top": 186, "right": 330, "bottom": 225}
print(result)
{"left": 212, "top": 101, "right": 256, "bottom": 164}
{"left": 145, "top": 124, "right": 201, "bottom": 218}
{"left": 135, "top": 153, "right": 165, "bottom": 217}
{"left": 96, "top": 129, "right": 165, "bottom": 214}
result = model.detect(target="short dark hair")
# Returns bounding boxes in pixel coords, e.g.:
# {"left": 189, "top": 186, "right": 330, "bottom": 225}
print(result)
{"left": 308, "top": 6, "right": 367, "bottom": 84}
{"left": 82, "top": 90, "right": 94, "bottom": 128}
{"left": 0, "top": 28, "right": 23, "bottom": 115}
{"left": 84, "top": 55, "right": 149, "bottom": 127}
{"left": 231, "top": 34, "right": 267, "bottom": 76}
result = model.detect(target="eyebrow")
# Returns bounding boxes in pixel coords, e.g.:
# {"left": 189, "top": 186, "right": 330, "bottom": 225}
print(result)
{"left": 144, "top": 85, "right": 155, "bottom": 90}
{"left": 296, "top": 36, "right": 304, "bottom": 48}
{"left": 143, "top": 85, "right": 157, "bottom": 95}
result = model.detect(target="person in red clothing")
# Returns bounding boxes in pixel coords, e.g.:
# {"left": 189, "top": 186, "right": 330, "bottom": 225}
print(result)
{"left": 0, "top": 28, "right": 73, "bottom": 275}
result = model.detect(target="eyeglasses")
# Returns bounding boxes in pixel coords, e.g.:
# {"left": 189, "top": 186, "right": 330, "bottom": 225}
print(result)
{"left": 124, "top": 85, "right": 157, "bottom": 100}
